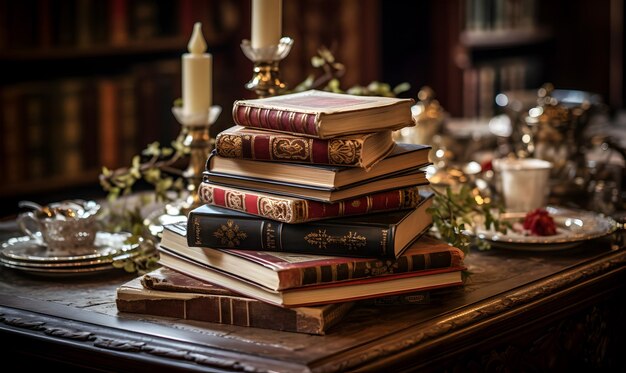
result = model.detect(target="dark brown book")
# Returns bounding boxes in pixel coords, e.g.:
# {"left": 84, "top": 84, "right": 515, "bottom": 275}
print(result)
{"left": 116, "top": 267, "right": 354, "bottom": 335}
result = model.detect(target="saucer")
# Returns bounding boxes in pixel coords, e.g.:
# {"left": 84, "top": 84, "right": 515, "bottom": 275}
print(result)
{"left": 0, "top": 232, "right": 141, "bottom": 274}
{"left": 471, "top": 206, "right": 619, "bottom": 251}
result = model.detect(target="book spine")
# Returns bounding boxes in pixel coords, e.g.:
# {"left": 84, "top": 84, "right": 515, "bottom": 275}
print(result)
{"left": 116, "top": 293, "right": 351, "bottom": 335}
{"left": 187, "top": 210, "right": 395, "bottom": 258}
{"left": 198, "top": 182, "right": 422, "bottom": 224}
{"left": 215, "top": 131, "right": 366, "bottom": 166}
{"left": 232, "top": 104, "right": 320, "bottom": 137}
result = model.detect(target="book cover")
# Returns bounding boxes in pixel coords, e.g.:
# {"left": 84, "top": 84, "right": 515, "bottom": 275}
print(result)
{"left": 215, "top": 125, "right": 395, "bottom": 169}
{"left": 231, "top": 89, "right": 415, "bottom": 139}
{"left": 205, "top": 168, "right": 429, "bottom": 203}
{"left": 116, "top": 267, "right": 354, "bottom": 335}
{"left": 187, "top": 191, "right": 434, "bottom": 258}
{"left": 163, "top": 218, "right": 463, "bottom": 291}
{"left": 197, "top": 182, "right": 423, "bottom": 224}
{"left": 158, "top": 248, "right": 464, "bottom": 307}
{"left": 206, "top": 142, "right": 431, "bottom": 190}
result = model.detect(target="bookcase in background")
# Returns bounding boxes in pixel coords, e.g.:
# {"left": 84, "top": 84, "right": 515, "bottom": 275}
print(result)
{"left": 0, "top": 0, "right": 249, "bottom": 210}
{"left": 0, "top": 0, "right": 622, "bottom": 213}
{"left": 381, "top": 0, "right": 623, "bottom": 118}
{"left": 0, "top": 0, "right": 382, "bottom": 214}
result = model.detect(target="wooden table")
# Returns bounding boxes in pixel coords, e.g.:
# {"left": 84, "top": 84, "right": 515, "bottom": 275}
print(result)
{"left": 0, "top": 224, "right": 625, "bottom": 372}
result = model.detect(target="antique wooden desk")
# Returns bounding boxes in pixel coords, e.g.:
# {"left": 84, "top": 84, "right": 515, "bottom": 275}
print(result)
{"left": 0, "top": 222, "right": 625, "bottom": 372}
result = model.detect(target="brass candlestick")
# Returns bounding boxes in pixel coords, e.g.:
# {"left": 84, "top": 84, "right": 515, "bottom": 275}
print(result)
{"left": 241, "top": 37, "right": 293, "bottom": 98}
{"left": 171, "top": 105, "right": 222, "bottom": 213}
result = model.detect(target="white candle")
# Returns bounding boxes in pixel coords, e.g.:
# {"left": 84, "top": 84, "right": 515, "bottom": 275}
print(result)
{"left": 182, "top": 22, "right": 212, "bottom": 116}
{"left": 251, "top": 0, "right": 282, "bottom": 49}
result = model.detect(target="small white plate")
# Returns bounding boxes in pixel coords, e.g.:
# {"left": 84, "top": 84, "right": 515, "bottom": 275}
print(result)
{"left": 471, "top": 206, "right": 619, "bottom": 251}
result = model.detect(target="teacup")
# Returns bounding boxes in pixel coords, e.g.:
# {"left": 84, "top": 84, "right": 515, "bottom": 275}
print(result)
{"left": 493, "top": 158, "right": 553, "bottom": 212}
{"left": 17, "top": 200, "right": 101, "bottom": 254}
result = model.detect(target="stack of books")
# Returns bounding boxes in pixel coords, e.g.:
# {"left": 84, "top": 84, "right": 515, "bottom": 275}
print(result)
{"left": 117, "top": 89, "right": 466, "bottom": 334}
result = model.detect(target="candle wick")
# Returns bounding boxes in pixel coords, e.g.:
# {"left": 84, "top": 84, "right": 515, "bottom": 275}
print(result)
{"left": 188, "top": 22, "right": 207, "bottom": 54}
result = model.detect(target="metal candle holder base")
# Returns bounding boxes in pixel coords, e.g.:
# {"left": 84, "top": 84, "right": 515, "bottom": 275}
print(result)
{"left": 171, "top": 105, "right": 222, "bottom": 214}
{"left": 241, "top": 37, "right": 293, "bottom": 98}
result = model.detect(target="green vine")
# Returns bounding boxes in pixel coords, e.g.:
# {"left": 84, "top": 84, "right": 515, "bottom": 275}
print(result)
{"left": 98, "top": 126, "right": 190, "bottom": 274}
{"left": 427, "top": 185, "right": 510, "bottom": 255}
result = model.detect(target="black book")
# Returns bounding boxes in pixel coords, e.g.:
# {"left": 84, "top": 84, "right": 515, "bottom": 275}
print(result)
{"left": 187, "top": 191, "right": 434, "bottom": 259}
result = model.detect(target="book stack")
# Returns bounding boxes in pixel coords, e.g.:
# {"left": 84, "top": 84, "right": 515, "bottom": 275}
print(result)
{"left": 118, "top": 89, "right": 466, "bottom": 334}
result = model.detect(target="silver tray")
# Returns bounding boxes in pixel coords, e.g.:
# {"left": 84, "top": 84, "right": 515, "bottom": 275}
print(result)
{"left": 472, "top": 206, "right": 620, "bottom": 251}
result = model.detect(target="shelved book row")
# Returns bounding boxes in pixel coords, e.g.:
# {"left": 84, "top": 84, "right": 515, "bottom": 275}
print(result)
{"left": 117, "top": 89, "right": 466, "bottom": 335}
{"left": 0, "top": 60, "right": 180, "bottom": 191}
{"left": 0, "top": 0, "right": 240, "bottom": 51}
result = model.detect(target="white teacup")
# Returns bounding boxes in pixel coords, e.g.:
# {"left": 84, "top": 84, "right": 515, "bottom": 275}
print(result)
{"left": 493, "top": 158, "right": 553, "bottom": 212}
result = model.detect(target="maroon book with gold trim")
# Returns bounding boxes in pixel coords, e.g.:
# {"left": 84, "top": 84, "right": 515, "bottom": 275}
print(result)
{"left": 231, "top": 89, "right": 415, "bottom": 139}
{"left": 197, "top": 182, "right": 423, "bottom": 224}
{"left": 215, "top": 125, "right": 395, "bottom": 169}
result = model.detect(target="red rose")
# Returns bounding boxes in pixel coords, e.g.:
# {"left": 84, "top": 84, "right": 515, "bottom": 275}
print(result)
{"left": 523, "top": 208, "right": 557, "bottom": 236}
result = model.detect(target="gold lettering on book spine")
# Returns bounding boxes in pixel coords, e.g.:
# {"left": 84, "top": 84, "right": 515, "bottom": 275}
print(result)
{"left": 380, "top": 229, "right": 389, "bottom": 255}
{"left": 258, "top": 197, "right": 295, "bottom": 222}
{"left": 304, "top": 230, "right": 367, "bottom": 251}
{"left": 213, "top": 220, "right": 248, "bottom": 247}
{"left": 216, "top": 134, "right": 243, "bottom": 158}
{"left": 328, "top": 139, "right": 361, "bottom": 165}
{"left": 272, "top": 137, "right": 310, "bottom": 160}
{"left": 264, "top": 222, "right": 276, "bottom": 250}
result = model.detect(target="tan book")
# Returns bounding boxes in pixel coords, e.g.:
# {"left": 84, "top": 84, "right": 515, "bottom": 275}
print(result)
{"left": 232, "top": 89, "right": 415, "bottom": 138}
{"left": 116, "top": 267, "right": 354, "bottom": 335}
{"left": 215, "top": 125, "right": 395, "bottom": 169}
{"left": 206, "top": 142, "right": 431, "bottom": 192}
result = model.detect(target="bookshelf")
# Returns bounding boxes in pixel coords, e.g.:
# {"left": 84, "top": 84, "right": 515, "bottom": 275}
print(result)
{"left": 380, "top": 0, "right": 622, "bottom": 118}
{"left": 0, "top": 0, "right": 249, "bottom": 209}
{"left": 0, "top": 0, "right": 382, "bottom": 214}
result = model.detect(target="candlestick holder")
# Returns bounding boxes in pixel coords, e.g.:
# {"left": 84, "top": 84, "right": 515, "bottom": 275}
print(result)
{"left": 241, "top": 37, "right": 293, "bottom": 98}
{"left": 171, "top": 105, "right": 222, "bottom": 214}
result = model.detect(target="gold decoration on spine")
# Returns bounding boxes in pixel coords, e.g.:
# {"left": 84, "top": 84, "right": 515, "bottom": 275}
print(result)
{"left": 213, "top": 220, "right": 247, "bottom": 247}
{"left": 328, "top": 139, "right": 361, "bottom": 165}
{"left": 225, "top": 191, "right": 245, "bottom": 211}
{"left": 304, "top": 230, "right": 367, "bottom": 251}
{"left": 216, "top": 134, "right": 243, "bottom": 158}
{"left": 258, "top": 197, "right": 295, "bottom": 222}
{"left": 199, "top": 184, "right": 214, "bottom": 204}
{"left": 272, "top": 137, "right": 310, "bottom": 160}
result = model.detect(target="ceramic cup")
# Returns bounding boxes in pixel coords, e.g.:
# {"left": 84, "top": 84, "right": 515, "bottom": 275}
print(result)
{"left": 493, "top": 158, "right": 553, "bottom": 212}
{"left": 17, "top": 200, "right": 101, "bottom": 254}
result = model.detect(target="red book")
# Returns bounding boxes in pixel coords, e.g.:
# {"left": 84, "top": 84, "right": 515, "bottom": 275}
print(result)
{"left": 215, "top": 125, "right": 395, "bottom": 169}
{"left": 231, "top": 90, "right": 415, "bottom": 139}
{"left": 197, "top": 182, "right": 423, "bottom": 224}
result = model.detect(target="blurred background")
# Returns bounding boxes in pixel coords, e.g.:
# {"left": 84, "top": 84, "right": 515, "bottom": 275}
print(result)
{"left": 0, "top": 0, "right": 624, "bottom": 215}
